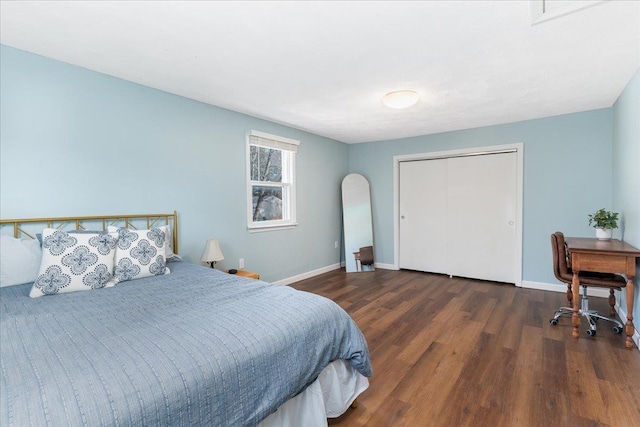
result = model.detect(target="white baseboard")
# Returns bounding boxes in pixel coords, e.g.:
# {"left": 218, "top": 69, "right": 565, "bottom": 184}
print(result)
{"left": 337, "top": 261, "right": 395, "bottom": 270}
{"left": 274, "top": 263, "right": 341, "bottom": 286}
{"left": 521, "top": 280, "right": 610, "bottom": 298}
{"left": 374, "top": 262, "right": 397, "bottom": 270}
{"left": 275, "top": 261, "right": 395, "bottom": 285}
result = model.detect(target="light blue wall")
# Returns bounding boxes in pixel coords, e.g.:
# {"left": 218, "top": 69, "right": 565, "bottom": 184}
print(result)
{"left": 0, "top": 45, "right": 348, "bottom": 282}
{"left": 348, "top": 109, "right": 614, "bottom": 284}
{"left": 612, "top": 68, "right": 640, "bottom": 329}
{"left": 1, "top": 43, "right": 628, "bottom": 290}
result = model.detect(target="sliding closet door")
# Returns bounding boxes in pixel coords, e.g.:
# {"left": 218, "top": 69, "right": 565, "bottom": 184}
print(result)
{"left": 446, "top": 152, "right": 517, "bottom": 283}
{"left": 398, "top": 152, "right": 517, "bottom": 284}
{"left": 399, "top": 159, "right": 448, "bottom": 273}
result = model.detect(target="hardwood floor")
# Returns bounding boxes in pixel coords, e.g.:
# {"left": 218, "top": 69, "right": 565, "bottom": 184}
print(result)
{"left": 291, "top": 268, "right": 640, "bottom": 427}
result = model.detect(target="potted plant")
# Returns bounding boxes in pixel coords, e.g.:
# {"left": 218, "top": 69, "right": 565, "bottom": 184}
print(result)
{"left": 588, "top": 208, "right": 619, "bottom": 240}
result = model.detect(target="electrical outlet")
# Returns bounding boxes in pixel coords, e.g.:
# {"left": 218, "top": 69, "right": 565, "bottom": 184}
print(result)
{"left": 239, "top": 258, "right": 245, "bottom": 269}
{"left": 335, "top": 241, "right": 339, "bottom": 249}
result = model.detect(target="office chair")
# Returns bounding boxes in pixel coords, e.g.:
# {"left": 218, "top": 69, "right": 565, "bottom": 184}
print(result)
{"left": 359, "top": 246, "right": 374, "bottom": 270}
{"left": 549, "top": 232, "right": 626, "bottom": 336}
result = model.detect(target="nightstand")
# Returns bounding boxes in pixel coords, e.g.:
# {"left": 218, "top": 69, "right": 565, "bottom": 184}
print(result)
{"left": 226, "top": 269, "right": 260, "bottom": 280}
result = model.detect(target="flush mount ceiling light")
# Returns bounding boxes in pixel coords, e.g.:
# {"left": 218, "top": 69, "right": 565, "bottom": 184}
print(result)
{"left": 382, "top": 90, "right": 419, "bottom": 109}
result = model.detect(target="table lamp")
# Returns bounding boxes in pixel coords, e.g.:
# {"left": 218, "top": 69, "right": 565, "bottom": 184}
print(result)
{"left": 202, "top": 238, "right": 224, "bottom": 268}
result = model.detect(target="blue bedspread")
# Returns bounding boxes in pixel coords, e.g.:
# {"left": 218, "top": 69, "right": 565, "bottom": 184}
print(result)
{"left": 0, "top": 262, "right": 371, "bottom": 426}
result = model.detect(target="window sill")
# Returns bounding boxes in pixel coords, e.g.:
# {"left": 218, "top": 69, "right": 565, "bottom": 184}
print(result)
{"left": 247, "top": 223, "right": 298, "bottom": 233}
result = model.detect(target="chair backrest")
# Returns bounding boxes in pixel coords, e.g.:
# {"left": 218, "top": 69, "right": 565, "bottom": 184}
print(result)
{"left": 359, "top": 246, "right": 374, "bottom": 265}
{"left": 551, "top": 231, "right": 572, "bottom": 284}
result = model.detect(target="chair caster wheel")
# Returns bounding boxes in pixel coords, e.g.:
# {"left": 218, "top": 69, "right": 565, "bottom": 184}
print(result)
{"left": 612, "top": 326, "right": 623, "bottom": 334}
{"left": 550, "top": 319, "right": 558, "bottom": 326}
{"left": 587, "top": 329, "right": 596, "bottom": 337}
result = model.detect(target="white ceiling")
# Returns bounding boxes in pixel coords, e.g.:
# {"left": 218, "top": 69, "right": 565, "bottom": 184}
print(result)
{"left": 1, "top": 1, "right": 639, "bottom": 144}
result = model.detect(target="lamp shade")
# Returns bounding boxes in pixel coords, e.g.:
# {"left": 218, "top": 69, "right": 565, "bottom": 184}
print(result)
{"left": 201, "top": 238, "right": 225, "bottom": 263}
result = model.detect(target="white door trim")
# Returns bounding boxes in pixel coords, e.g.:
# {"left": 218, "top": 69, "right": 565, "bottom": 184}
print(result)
{"left": 393, "top": 143, "right": 524, "bottom": 287}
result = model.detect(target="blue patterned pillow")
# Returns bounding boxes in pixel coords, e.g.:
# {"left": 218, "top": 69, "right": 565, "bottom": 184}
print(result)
{"left": 29, "top": 229, "right": 119, "bottom": 297}
{"left": 107, "top": 226, "right": 170, "bottom": 283}
{"left": 36, "top": 229, "right": 105, "bottom": 246}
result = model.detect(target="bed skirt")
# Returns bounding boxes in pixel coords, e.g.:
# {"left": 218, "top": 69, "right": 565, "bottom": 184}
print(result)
{"left": 258, "top": 359, "right": 369, "bottom": 427}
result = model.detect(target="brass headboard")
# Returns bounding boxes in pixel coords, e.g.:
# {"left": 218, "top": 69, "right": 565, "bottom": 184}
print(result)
{"left": 0, "top": 211, "right": 179, "bottom": 254}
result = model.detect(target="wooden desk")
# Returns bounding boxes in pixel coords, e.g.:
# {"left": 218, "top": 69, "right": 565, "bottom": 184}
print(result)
{"left": 566, "top": 237, "right": 640, "bottom": 348}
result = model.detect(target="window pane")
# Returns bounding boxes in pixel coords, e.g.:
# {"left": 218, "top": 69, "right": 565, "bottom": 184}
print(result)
{"left": 250, "top": 146, "right": 259, "bottom": 181}
{"left": 250, "top": 146, "right": 282, "bottom": 183}
{"left": 252, "top": 186, "right": 283, "bottom": 221}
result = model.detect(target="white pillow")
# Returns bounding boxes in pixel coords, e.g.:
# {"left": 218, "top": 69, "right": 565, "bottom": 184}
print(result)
{"left": 108, "top": 226, "right": 170, "bottom": 283}
{"left": 164, "top": 224, "right": 181, "bottom": 260}
{"left": 0, "top": 236, "right": 42, "bottom": 287}
{"left": 30, "top": 229, "right": 119, "bottom": 297}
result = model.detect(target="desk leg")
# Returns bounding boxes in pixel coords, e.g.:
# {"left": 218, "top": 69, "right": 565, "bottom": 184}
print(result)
{"left": 572, "top": 271, "right": 580, "bottom": 339}
{"left": 625, "top": 277, "right": 635, "bottom": 349}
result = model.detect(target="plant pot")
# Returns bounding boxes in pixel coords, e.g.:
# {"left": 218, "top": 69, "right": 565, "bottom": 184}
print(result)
{"left": 595, "top": 228, "right": 612, "bottom": 240}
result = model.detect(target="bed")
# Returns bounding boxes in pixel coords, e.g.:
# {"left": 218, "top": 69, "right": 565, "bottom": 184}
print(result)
{"left": 0, "top": 212, "right": 372, "bottom": 426}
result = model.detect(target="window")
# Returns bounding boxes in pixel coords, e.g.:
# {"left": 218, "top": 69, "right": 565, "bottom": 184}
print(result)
{"left": 246, "top": 130, "right": 299, "bottom": 231}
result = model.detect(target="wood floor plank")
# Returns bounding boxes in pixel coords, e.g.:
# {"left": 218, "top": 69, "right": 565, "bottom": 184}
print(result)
{"left": 598, "top": 380, "right": 640, "bottom": 423}
{"left": 567, "top": 349, "right": 609, "bottom": 424}
{"left": 370, "top": 300, "right": 414, "bottom": 330}
{"left": 365, "top": 396, "right": 412, "bottom": 426}
{"left": 541, "top": 337, "right": 569, "bottom": 392}
{"left": 400, "top": 343, "right": 473, "bottom": 424}
{"left": 293, "top": 268, "right": 640, "bottom": 427}
{"left": 506, "top": 325, "right": 547, "bottom": 426}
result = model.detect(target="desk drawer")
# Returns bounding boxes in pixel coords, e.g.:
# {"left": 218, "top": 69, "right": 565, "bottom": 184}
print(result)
{"left": 572, "top": 253, "right": 628, "bottom": 274}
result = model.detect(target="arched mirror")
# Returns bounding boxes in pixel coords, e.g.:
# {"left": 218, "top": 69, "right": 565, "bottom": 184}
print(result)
{"left": 342, "top": 173, "right": 374, "bottom": 273}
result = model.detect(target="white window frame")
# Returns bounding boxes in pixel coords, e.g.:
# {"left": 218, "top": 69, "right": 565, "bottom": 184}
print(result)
{"left": 246, "top": 130, "right": 299, "bottom": 232}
